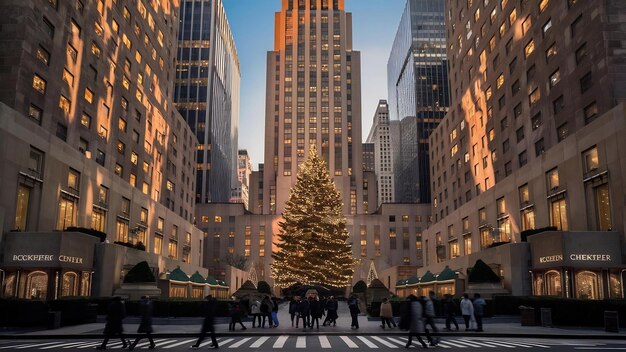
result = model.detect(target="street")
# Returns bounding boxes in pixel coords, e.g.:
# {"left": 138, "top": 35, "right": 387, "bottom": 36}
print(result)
{"left": 0, "top": 336, "right": 624, "bottom": 351}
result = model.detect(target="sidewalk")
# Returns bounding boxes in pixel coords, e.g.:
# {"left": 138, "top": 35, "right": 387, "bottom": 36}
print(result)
{"left": 0, "top": 301, "right": 622, "bottom": 339}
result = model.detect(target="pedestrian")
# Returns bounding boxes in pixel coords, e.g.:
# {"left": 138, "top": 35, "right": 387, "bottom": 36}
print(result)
{"left": 129, "top": 296, "right": 155, "bottom": 350}
{"left": 460, "top": 293, "right": 474, "bottom": 331}
{"left": 191, "top": 295, "right": 219, "bottom": 349}
{"left": 379, "top": 297, "right": 395, "bottom": 329}
{"left": 289, "top": 296, "right": 299, "bottom": 327}
{"left": 271, "top": 296, "right": 280, "bottom": 327}
{"left": 97, "top": 296, "right": 130, "bottom": 350}
{"left": 297, "top": 295, "right": 310, "bottom": 331}
{"left": 322, "top": 296, "right": 338, "bottom": 326}
{"left": 228, "top": 297, "right": 247, "bottom": 331}
{"left": 400, "top": 295, "right": 428, "bottom": 349}
{"left": 443, "top": 294, "right": 459, "bottom": 331}
{"left": 348, "top": 294, "right": 360, "bottom": 329}
{"left": 423, "top": 291, "right": 439, "bottom": 346}
{"left": 250, "top": 297, "right": 262, "bottom": 328}
{"left": 260, "top": 296, "right": 273, "bottom": 328}
{"left": 309, "top": 296, "right": 321, "bottom": 329}
{"left": 473, "top": 293, "right": 486, "bottom": 332}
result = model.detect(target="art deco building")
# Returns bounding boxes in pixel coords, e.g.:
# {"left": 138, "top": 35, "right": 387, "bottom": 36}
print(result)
{"left": 388, "top": 0, "right": 450, "bottom": 204}
{"left": 366, "top": 100, "right": 397, "bottom": 205}
{"left": 175, "top": 0, "right": 240, "bottom": 204}
{"left": 262, "top": 0, "right": 364, "bottom": 215}
{"left": 412, "top": 0, "right": 626, "bottom": 299}
{"left": 0, "top": 0, "right": 210, "bottom": 300}
{"left": 231, "top": 149, "right": 252, "bottom": 209}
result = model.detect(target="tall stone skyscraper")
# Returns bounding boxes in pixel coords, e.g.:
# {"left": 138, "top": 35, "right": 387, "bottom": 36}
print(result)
{"left": 388, "top": 0, "right": 449, "bottom": 203}
{"left": 175, "top": 0, "right": 240, "bottom": 204}
{"left": 262, "top": 0, "right": 364, "bottom": 215}
{"left": 366, "top": 100, "right": 397, "bottom": 205}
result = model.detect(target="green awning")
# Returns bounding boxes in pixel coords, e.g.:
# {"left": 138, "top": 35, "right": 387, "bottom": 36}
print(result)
{"left": 169, "top": 266, "right": 189, "bottom": 282}
{"left": 395, "top": 279, "right": 406, "bottom": 286}
{"left": 206, "top": 275, "right": 218, "bottom": 285}
{"left": 420, "top": 271, "right": 436, "bottom": 283}
{"left": 436, "top": 266, "right": 457, "bottom": 281}
{"left": 406, "top": 276, "right": 420, "bottom": 285}
{"left": 190, "top": 271, "right": 206, "bottom": 284}
{"left": 218, "top": 280, "right": 227, "bottom": 286}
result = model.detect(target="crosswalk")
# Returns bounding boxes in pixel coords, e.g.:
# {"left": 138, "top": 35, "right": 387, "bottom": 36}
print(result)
{"left": 0, "top": 336, "right": 606, "bottom": 350}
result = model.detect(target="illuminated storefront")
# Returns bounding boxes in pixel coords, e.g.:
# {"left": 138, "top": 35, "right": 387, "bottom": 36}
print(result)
{"left": 529, "top": 231, "right": 624, "bottom": 299}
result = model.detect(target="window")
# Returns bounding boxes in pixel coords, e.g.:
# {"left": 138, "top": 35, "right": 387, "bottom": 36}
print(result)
{"left": 545, "top": 43, "right": 557, "bottom": 61}
{"left": 535, "top": 138, "right": 545, "bottom": 156}
{"left": 42, "top": 17, "right": 55, "bottom": 39}
{"left": 511, "top": 80, "right": 520, "bottom": 95}
{"left": 519, "top": 150, "right": 528, "bottom": 167}
{"left": 117, "top": 141, "right": 125, "bottom": 154}
{"left": 571, "top": 15, "right": 583, "bottom": 37}
{"left": 529, "top": 88, "right": 540, "bottom": 105}
{"left": 142, "top": 182, "right": 149, "bottom": 195}
{"left": 463, "top": 234, "right": 472, "bottom": 255}
{"left": 84, "top": 88, "right": 94, "bottom": 103}
{"left": 584, "top": 102, "right": 598, "bottom": 124}
{"left": 36, "top": 46, "right": 50, "bottom": 65}
{"left": 521, "top": 207, "right": 536, "bottom": 231}
{"left": 118, "top": 118, "right": 127, "bottom": 132}
{"left": 28, "top": 104, "right": 42, "bottom": 123}
{"left": 129, "top": 173, "right": 136, "bottom": 187}
{"left": 14, "top": 185, "right": 31, "bottom": 231}
{"left": 547, "top": 168, "right": 560, "bottom": 190}
{"left": 527, "top": 64, "right": 536, "bottom": 81}
{"left": 96, "top": 149, "right": 105, "bottom": 166}
{"left": 67, "top": 169, "right": 79, "bottom": 191}
{"left": 522, "top": 16, "right": 532, "bottom": 35}
{"left": 551, "top": 198, "right": 568, "bottom": 230}
{"left": 575, "top": 43, "right": 587, "bottom": 64}
{"left": 497, "top": 74, "right": 505, "bottom": 89}
{"left": 553, "top": 95, "right": 564, "bottom": 114}
{"left": 480, "top": 227, "right": 492, "bottom": 249}
{"left": 505, "top": 161, "right": 512, "bottom": 176}
{"left": 67, "top": 43, "right": 78, "bottom": 62}
{"left": 32, "top": 74, "right": 46, "bottom": 94}
{"left": 516, "top": 126, "right": 525, "bottom": 142}
{"left": 154, "top": 235, "right": 163, "bottom": 255}
{"left": 131, "top": 152, "right": 138, "bottom": 165}
{"left": 80, "top": 113, "right": 91, "bottom": 128}
{"left": 91, "top": 42, "right": 101, "bottom": 57}
{"left": 140, "top": 208, "right": 148, "bottom": 223}
{"left": 79, "top": 138, "right": 88, "bottom": 154}
{"left": 56, "top": 123, "right": 67, "bottom": 141}
{"left": 99, "top": 125, "right": 108, "bottom": 140}
{"left": 513, "top": 103, "right": 522, "bottom": 118}
{"left": 92, "top": 207, "right": 106, "bottom": 232}
{"left": 580, "top": 71, "right": 592, "bottom": 93}
{"left": 168, "top": 240, "right": 178, "bottom": 259}
{"left": 479, "top": 207, "right": 487, "bottom": 224}
{"left": 116, "top": 219, "right": 129, "bottom": 243}
{"left": 538, "top": 0, "right": 549, "bottom": 12}
{"left": 531, "top": 113, "right": 542, "bottom": 130}
{"left": 114, "top": 164, "right": 123, "bottom": 177}
{"left": 59, "top": 95, "right": 71, "bottom": 114}
{"left": 524, "top": 40, "right": 535, "bottom": 58}
{"left": 594, "top": 184, "right": 612, "bottom": 231}
{"left": 582, "top": 147, "right": 599, "bottom": 173}
{"left": 497, "top": 197, "right": 506, "bottom": 216}
{"left": 94, "top": 22, "right": 104, "bottom": 38}
{"left": 57, "top": 197, "right": 77, "bottom": 230}
{"left": 542, "top": 19, "right": 552, "bottom": 36}
{"left": 557, "top": 123, "right": 569, "bottom": 142}
{"left": 503, "top": 139, "right": 510, "bottom": 152}
{"left": 450, "top": 240, "right": 460, "bottom": 259}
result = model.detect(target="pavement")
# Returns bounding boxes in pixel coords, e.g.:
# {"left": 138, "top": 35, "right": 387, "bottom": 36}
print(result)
{"left": 0, "top": 301, "right": 622, "bottom": 340}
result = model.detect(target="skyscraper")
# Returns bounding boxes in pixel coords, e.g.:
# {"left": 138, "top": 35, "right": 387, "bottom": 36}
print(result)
{"left": 366, "top": 100, "right": 396, "bottom": 205}
{"left": 175, "top": 0, "right": 240, "bottom": 204}
{"left": 388, "top": 0, "right": 449, "bottom": 203}
{"left": 262, "top": 0, "right": 364, "bottom": 215}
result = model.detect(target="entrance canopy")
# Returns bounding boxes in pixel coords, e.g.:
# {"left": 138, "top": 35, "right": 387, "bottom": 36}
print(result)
{"left": 528, "top": 231, "right": 623, "bottom": 269}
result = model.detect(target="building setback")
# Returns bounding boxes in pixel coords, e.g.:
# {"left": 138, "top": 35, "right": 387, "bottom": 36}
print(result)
{"left": 0, "top": 0, "right": 208, "bottom": 300}
{"left": 388, "top": 0, "right": 450, "bottom": 204}
{"left": 414, "top": 0, "right": 626, "bottom": 299}
{"left": 175, "top": 0, "right": 240, "bottom": 204}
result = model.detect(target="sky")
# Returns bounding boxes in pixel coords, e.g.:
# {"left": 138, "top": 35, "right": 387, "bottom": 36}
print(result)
{"left": 222, "top": 0, "right": 407, "bottom": 167}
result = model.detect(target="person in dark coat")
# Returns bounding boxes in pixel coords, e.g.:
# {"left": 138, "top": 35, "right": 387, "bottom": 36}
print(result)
{"left": 348, "top": 294, "right": 360, "bottom": 329}
{"left": 260, "top": 296, "right": 273, "bottom": 328}
{"left": 443, "top": 294, "right": 460, "bottom": 331}
{"left": 401, "top": 295, "right": 428, "bottom": 348}
{"left": 309, "top": 297, "right": 322, "bottom": 329}
{"left": 97, "top": 296, "right": 130, "bottom": 350}
{"left": 271, "top": 296, "right": 280, "bottom": 327}
{"left": 228, "top": 298, "right": 247, "bottom": 331}
{"left": 192, "top": 295, "right": 218, "bottom": 349}
{"left": 289, "top": 296, "right": 300, "bottom": 327}
{"left": 129, "top": 296, "right": 155, "bottom": 350}
{"left": 297, "top": 296, "right": 310, "bottom": 331}
{"left": 322, "top": 296, "right": 338, "bottom": 326}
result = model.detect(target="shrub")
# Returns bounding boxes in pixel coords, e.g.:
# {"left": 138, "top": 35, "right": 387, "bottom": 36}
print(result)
{"left": 257, "top": 281, "right": 272, "bottom": 294}
{"left": 123, "top": 261, "right": 156, "bottom": 283}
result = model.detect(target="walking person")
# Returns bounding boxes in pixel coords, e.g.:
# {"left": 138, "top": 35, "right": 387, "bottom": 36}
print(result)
{"left": 423, "top": 292, "right": 439, "bottom": 346}
{"left": 289, "top": 296, "right": 299, "bottom": 327}
{"left": 322, "top": 296, "right": 338, "bottom": 326}
{"left": 191, "top": 295, "right": 218, "bottom": 349}
{"left": 129, "top": 296, "right": 155, "bottom": 350}
{"left": 228, "top": 298, "right": 247, "bottom": 331}
{"left": 379, "top": 297, "right": 395, "bottom": 329}
{"left": 271, "top": 296, "right": 280, "bottom": 327}
{"left": 472, "top": 293, "right": 486, "bottom": 332}
{"left": 348, "top": 294, "right": 360, "bottom": 329}
{"left": 400, "top": 295, "right": 428, "bottom": 349}
{"left": 309, "top": 296, "right": 321, "bottom": 329}
{"left": 460, "top": 293, "right": 474, "bottom": 331}
{"left": 249, "top": 297, "right": 262, "bottom": 328}
{"left": 260, "top": 296, "right": 273, "bottom": 328}
{"left": 443, "top": 294, "right": 459, "bottom": 331}
{"left": 97, "top": 296, "right": 130, "bottom": 350}
{"left": 298, "top": 295, "right": 310, "bottom": 331}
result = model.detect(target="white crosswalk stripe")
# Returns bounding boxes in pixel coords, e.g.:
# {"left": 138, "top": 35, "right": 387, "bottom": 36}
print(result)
{"left": 340, "top": 335, "right": 359, "bottom": 348}
{"left": 249, "top": 336, "right": 270, "bottom": 348}
{"left": 371, "top": 336, "right": 398, "bottom": 348}
{"left": 229, "top": 337, "right": 252, "bottom": 348}
{"left": 319, "top": 335, "right": 331, "bottom": 348}
{"left": 40, "top": 341, "right": 88, "bottom": 350}
{"left": 1, "top": 341, "right": 62, "bottom": 349}
{"left": 65, "top": 342, "right": 101, "bottom": 349}
{"left": 273, "top": 335, "right": 289, "bottom": 348}
{"left": 161, "top": 338, "right": 197, "bottom": 348}
{"left": 357, "top": 336, "right": 379, "bottom": 348}
{"left": 296, "top": 336, "right": 306, "bottom": 348}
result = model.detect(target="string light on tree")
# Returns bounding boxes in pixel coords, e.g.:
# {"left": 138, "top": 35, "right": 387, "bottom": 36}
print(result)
{"left": 271, "top": 146, "right": 357, "bottom": 288}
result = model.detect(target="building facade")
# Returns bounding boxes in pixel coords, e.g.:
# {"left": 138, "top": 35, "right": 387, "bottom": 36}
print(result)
{"left": 418, "top": 0, "right": 626, "bottom": 298}
{"left": 362, "top": 143, "right": 375, "bottom": 172}
{"left": 0, "top": 0, "right": 207, "bottom": 300}
{"left": 231, "top": 149, "right": 252, "bottom": 209}
{"left": 366, "top": 100, "right": 396, "bottom": 205}
{"left": 175, "top": 0, "right": 240, "bottom": 204}
{"left": 388, "top": 0, "right": 450, "bottom": 204}
{"left": 262, "top": 0, "right": 364, "bottom": 216}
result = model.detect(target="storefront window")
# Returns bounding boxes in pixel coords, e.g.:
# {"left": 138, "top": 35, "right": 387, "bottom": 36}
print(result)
{"left": 26, "top": 271, "right": 48, "bottom": 299}
{"left": 191, "top": 286, "right": 204, "bottom": 298}
{"left": 62, "top": 272, "right": 78, "bottom": 297}
{"left": 169, "top": 284, "right": 186, "bottom": 298}
{"left": 609, "top": 272, "right": 622, "bottom": 299}
{"left": 533, "top": 273, "right": 544, "bottom": 296}
{"left": 80, "top": 272, "right": 91, "bottom": 296}
{"left": 2, "top": 272, "right": 16, "bottom": 297}
{"left": 550, "top": 198, "right": 568, "bottom": 230}
{"left": 545, "top": 270, "right": 562, "bottom": 296}
{"left": 575, "top": 270, "right": 602, "bottom": 299}
{"left": 436, "top": 283, "right": 455, "bottom": 297}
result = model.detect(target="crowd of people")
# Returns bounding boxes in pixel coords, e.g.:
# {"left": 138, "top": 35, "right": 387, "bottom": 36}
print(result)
{"left": 94, "top": 291, "right": 487, "bottom": 350}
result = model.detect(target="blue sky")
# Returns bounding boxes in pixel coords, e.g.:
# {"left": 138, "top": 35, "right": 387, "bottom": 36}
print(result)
{"left": 222, "top": 0, "right": 407, "bottom": 167}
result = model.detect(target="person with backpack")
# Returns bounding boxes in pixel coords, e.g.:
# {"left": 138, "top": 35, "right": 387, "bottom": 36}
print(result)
{"left": 191, "top": 295, "right": 219, "bottom": 349}
{"left": 443, "top": 294, "right": 460, "bottom": 331}
{"left": 97, "top": 296, "right": 130, "bottom": 350}
{"left": 260, "top": 296, "right": 273, "bottom": 328}
{"left": 348, "top": 294, "right": 360, "bottom": 329}
{"left": 379, "top": 297, "right": 395, "bottom": 329}
{"left": 129, "top": 296, "right": 155, "bottom": 350}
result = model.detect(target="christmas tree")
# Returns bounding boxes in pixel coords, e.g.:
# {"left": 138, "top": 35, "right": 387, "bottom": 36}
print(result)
{"left": 271, "top": 146, "right": 356, "bottom": 288}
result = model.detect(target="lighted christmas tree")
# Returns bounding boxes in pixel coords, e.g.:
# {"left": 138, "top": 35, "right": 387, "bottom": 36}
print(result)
{"left": 271, "top": 146, "right": 357, "bottom": 288}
